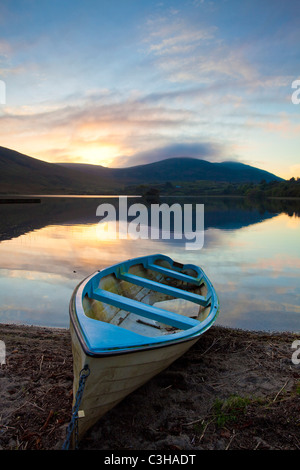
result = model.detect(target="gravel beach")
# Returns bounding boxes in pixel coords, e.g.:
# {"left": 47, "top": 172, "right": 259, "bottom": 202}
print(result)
{"left": 0, "top": 323, "right": 299, "bottom": 451}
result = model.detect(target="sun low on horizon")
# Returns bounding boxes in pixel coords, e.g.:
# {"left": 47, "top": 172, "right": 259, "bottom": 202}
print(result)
{"left": 0, "top": 0, "right": 300, "bottom": 179}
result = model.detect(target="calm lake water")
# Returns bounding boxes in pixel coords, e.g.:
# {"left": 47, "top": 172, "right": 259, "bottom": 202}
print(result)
{"left": 0, "top": 196, "right": 299, "bottom": 332}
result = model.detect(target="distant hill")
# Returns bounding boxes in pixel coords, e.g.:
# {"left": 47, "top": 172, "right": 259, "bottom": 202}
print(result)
{"left": 0, "top": 146, "right": 283, "bottom": 195}
{"left": 0, "top": 146, "right": 115, "bottom": 194}
{"left": 59, "top": 157, "right": 283, "bottom": 185}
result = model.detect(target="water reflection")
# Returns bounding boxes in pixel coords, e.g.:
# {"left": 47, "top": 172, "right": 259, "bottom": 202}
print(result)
{"left": 0, "top": 196, "right": 299, "bottom": 332}
{"left": 1, "top": 195, "right": 299, "bottom": 242}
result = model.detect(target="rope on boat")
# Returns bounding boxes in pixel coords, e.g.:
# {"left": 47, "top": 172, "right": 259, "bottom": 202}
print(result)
{"left": 62, "top": 364, "right": 90, "bottom": 450}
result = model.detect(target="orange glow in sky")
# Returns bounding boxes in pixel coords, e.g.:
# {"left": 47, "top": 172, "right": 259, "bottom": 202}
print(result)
{"left": 0, "top": 1, "right": 299, "bottom": 179}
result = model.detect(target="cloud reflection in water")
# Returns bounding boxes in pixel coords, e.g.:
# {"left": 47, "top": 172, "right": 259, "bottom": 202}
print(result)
{"left": 0, "top": 198, "right": 299, "bottom": 331}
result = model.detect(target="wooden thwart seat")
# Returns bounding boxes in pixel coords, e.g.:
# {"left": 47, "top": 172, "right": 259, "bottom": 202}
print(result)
{"left": 118, "top": 270, "right": 209, "bottom": 306}
{"left": 146, "top": 262, "right": 201, "bottom": 285}
{"left": 91, "top": 288, "right": 199, "bottom": 330}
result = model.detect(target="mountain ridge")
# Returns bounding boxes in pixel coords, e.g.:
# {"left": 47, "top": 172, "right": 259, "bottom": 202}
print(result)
{"left": 59, "top": 156, "right": 283, "bottom": 185}
{"left": 0, "top": 146, "right": 113, "bottom": 194}
{"left": 0, "top": 146, "right": 284, "bottom": 194}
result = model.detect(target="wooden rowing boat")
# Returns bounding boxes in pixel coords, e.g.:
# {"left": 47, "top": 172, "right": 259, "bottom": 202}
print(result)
{"left": 68, "top": 254, "right": 219, "bottom": 448}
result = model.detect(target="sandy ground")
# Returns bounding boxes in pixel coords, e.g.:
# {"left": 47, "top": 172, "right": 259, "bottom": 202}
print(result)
{"left": 0, "top": 323, "right": 299, "bottom": 451}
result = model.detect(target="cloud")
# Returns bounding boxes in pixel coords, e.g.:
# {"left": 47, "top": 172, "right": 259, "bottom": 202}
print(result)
{"left": 0, "top": 91, "right": 199, "bottom": 164}
{"left": 0, "top": 1, "right": 298, "bottom": 178}
{"left": 245, "top": 113, "right": 300, "bottom": 138}
{"left": 0, "top": 39, "right": 12, "bottom": 58}
{"left": 112, "top": 141, "right": 226, "bottom": 167}
{"left": 144, "top": 13, "right": 257, "bottom": 84}
{"left": 148, "top": 22, "right": 216, "bottom": 56}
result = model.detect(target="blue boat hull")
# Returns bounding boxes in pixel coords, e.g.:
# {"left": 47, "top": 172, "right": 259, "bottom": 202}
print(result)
{"left": 70, "top": 254, "right": 219, "bottom": 357}
{"left": 68, "top": 254, "right": 219, "bottom": 446}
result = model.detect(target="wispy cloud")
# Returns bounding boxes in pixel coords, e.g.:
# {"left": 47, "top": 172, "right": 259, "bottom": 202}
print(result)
{"left": 114, "top": 141, "right": 226, "bottom": 167}
{"left": 0, "top": 90, "right": 199, "bottom": 164}
{"left": 143, "top": 13, "right": 256, "bottom": 83}
{"left": 0, "top": 1, "right": 299, "bottom": 178}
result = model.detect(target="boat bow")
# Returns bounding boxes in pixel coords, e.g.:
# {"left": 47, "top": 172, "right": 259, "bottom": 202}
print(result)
{"left": 70, "top": 254, "right": 219, "bottom": 356}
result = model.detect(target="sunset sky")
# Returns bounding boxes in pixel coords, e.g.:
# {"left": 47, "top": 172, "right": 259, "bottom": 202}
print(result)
{"left": 0, "top": 0, "right": 299, "bottom": 179}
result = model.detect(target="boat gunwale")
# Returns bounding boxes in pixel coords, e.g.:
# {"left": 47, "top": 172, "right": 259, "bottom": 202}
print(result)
{"left": 70, "top": 254, "right": 219, "bottom": 357}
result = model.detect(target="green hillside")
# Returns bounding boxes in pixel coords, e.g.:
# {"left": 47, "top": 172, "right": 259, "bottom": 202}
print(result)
{"left": 0, "top": 146, "right": 116, "bottom": 194}
{"left": 60, "top": 157, "right": 283, "bottom": 185}
{"left": 0, "top": 146, "right": 284, "bottom": 195}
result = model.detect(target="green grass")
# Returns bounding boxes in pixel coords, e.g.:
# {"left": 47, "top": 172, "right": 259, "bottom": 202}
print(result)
{"left": 212, "top": 395, "right": 252, "bottom": 428}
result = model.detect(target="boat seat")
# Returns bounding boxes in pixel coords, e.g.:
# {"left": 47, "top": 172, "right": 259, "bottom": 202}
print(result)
{"left": 90, "top": 288, "right": 200, "bottom": 330}
{"left": 118, "top": 271, "right": 210, "bottom": 306}
{"left": 145, "top": 262, "right": 202, "bottom": 285}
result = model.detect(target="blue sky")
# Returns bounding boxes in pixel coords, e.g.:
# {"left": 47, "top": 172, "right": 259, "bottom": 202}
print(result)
{"left": 0, "top": 0, "right": 299, "bottom": 178}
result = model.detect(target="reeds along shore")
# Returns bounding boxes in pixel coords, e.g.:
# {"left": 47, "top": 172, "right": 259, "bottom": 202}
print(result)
{"left": 0, "top": 323, "right": 299, "bottom": 450}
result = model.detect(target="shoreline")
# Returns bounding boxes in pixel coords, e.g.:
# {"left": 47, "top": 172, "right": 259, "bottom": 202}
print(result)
{"left": 0, "top": 322, "right": 299, "bottom": 450}
{"left": 1, "top": 193, "right": 300, "bottom": 200}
